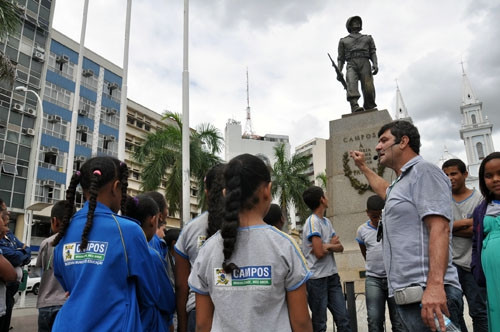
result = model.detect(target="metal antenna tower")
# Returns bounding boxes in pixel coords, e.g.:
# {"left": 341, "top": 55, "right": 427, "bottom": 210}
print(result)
{"left": 243, "top": 68, "right": 254, "bottom": 137}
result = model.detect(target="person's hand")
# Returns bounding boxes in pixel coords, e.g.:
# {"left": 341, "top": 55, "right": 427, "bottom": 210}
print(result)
{"left": 336, "top": 73, "right": 344, "bottom": 82}
{"left": 421, "top": 284, "right": 449, "bottom": 332}
{"left": 349, "top": 150, "right": 366, "bottom": 169}
{"left": 372, "top": 65, "right": 378, "bottom": 75}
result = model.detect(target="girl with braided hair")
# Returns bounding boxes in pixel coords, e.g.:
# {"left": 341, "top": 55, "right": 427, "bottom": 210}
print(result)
{"left": 188, "top": 154, "right": 313, "bottom": 332}
{"left": 52, "top": 156, "right": 157, "bottom": 331}
{"left": 174, "top": 163, "right": 226, "bottom": 332}
{"left": 124, "top": 194, "right": 176, "bottom": 332}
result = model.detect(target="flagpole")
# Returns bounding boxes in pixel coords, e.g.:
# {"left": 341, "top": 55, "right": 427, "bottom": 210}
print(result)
{"left": 118, "top": 0, "right": 132, "bottom": 160}
{"left": 181, "top": 0, "right": 190, "bottom": 227}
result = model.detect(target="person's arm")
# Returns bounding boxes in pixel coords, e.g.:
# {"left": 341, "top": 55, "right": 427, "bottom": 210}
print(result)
{"left": 358, "top": 243, "right": 367, "bottom": 260}
{"left": 327, "top": 235, "right": 344, "bottom": 253}
{"left": 421, "top": 215, "right": 451, "bottom": 332}
{"left": 174, "top": 251, "right": 191, "bottom": 332}
{"left": 337, "top": 40, "right": 345, "bottom": 73}
{"left": 452, "top": 218, "right": 473, "bottom": 237}
{"left": 369, "top": 36, "right": 378, "bottom": 74}
{"left": 349, "top": 150, "right": 389, "bottom": 199}
{"left": 286, "top": 284, "right": 313, "bottom": 332}
{"left": 0, "top": 255, "right": 16, "bottom": 282}
{"left": 0, "top": 244, "right": 29, "bottom": 267}
{"left": 195, "top": 293, "right": 214, "bottom": 332}
{"left": 311, "top": 236, "right": 329, "bottom": 259}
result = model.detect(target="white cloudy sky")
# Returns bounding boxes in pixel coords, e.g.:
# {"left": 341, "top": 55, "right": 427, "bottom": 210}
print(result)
{"left": 52, "top": 0, "right": 499, "bottom": 163}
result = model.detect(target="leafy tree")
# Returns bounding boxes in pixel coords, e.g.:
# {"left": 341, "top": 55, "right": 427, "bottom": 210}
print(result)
{"left": 271, "top": 143, "right": 311, "bottom": 231}
{"left": 316, "top": 171, "right": 327, "bottom": 190}
{"left": 133, "top": 111, "right": 223, "bottom": 220}
{"left": 0, "top": 1, "right": 22, "bottom": 85}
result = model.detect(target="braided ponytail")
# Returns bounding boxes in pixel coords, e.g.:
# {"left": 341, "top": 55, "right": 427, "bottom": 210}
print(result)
{"left": 118, "top": 161, "right": 129, "bottom": 215}
{"left": 205, "top": 163, "right": 226, "bottom": 239}
{"left": 52, "top": 171, "right": 81, "bottom": 246}
{"left": 80, "top": 170, "right": 100, "bottom": 250}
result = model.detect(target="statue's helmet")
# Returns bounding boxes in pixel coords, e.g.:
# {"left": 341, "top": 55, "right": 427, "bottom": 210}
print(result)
{"left": 346, "top": 16, "right": 362, "bottom": 33}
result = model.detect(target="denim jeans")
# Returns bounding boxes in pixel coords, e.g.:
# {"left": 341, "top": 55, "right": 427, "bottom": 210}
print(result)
{"left": 396, "top": 285, "right": 463, "bottom": 332}
{"left": 365, "top": 276, "right": 406, "bottom": 332}
{"left": 38, "top": 305, "right": 62, "bottom": 332}
{"left": 187, "top": 309, "right": 196, "bottom": 332}
{"left": 454, "top": 264, "right": 488, "bottom": 332}
{"left": 306, "top": 273, "right": 352, "bottom": 332}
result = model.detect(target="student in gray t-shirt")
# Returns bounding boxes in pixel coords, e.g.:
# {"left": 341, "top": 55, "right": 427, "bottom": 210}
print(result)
{"left": 174, "top": 163, "right": 226, "bottom": 332}
{"left": 356, "top": 195, "right": 405, "bottom": 332}
{"left": 442, "top": 159, "right": 488, "bottom": 332}
{"left": 189, "top": 154, "right": 312, "bottom": 331}
{"left": 36, "top": 201, "right": 73, "bottom": 332}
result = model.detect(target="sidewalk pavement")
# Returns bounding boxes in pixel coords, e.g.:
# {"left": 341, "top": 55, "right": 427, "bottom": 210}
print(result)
{"left": 11, "top": 307, "right": 37, "bottom": 332}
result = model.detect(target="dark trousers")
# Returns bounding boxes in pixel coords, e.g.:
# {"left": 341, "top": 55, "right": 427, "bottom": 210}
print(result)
{"left": 0, "top": 283, "right": 19, "bottom": 332}
{"left": 455, "top": 264, "right": 488, "bottom": 332}
{"left": 38, "top": 305, "right": 62, "bottom": 332}
{"left": 306, "top": 273, "right": 352, "bottom": 332}
{"left": 396, "top": 285, "right": 463, "bottom": 332}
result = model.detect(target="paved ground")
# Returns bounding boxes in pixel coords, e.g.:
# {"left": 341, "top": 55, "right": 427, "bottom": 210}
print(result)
{"left": 10, "top": 292, "right": 473, "bottom": 332}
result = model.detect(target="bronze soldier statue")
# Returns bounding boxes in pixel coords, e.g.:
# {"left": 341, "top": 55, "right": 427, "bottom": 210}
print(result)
{"left": 337, "top": 16, "right": 378, "bottom": 113}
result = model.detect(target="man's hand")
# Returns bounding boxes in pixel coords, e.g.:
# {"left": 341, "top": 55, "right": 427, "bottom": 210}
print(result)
{"left": 337, "top": 73, "right": 344, "bottom": 82}
{"left": 421, "top": 283, "right": 449, "bottom": 332}
{"left": 349, "top": 150, "right": 367, "bottom": 169}
{"left": 372, "top": 65, "right": 378, "bottom": 75}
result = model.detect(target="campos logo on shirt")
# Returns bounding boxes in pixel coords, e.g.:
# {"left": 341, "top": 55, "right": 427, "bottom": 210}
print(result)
{"left": 197, "top": 235, "right": 206, "bottom": 249}
{"left": 63, "top": 241, "right": 108, "bottom": 266}
{"left": 214, "top": 265, "right": 272, "bottom": 287}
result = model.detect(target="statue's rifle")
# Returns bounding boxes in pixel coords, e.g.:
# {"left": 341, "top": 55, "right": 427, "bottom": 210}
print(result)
{"left": 327, "top": 53, "right": 347, "bottom": 90}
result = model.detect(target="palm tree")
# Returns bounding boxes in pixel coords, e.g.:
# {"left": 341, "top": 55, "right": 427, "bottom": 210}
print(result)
{"left": 133, "top": 111, "right": 223, "bottom": 220}
{"left": 271, "top": 143, "right": 311, "bottom": 231}
{"left": 0, "top": 1, "right": 22, "bottom": 85}
{"left": 315, "top": 171, "right": 327, "bottom": 190}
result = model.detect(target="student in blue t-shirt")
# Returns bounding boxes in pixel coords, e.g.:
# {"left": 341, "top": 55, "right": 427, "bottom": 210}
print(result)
{"left": 52, "top": 156, "right": 157, "bottom": 331}
{"left": 125, "top": 194, "right": 176, "bottom": 332}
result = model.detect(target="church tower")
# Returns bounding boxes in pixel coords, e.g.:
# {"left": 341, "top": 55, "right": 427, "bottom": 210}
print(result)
{"left": 459, "top": 66, "right": 495, "bottom": 177}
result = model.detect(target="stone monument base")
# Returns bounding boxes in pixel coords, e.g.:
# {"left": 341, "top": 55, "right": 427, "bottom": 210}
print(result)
{"left": 326, "top": 109, "right": 395, "bottom": 293}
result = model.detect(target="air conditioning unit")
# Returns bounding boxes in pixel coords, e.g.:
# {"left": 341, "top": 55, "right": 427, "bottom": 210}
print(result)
{"left": 0, "top": 119, "right": 7, "bottom": 128}
{"left": 82, "top": 69, "right": 94, "bottom": 77}
{"left": 106, "top": 108, "right": 118, "bottom": 116}
{"left": 48, "top": 114, "right": 62, "bottom": 123}
{"left": 104, "top": 135, "right": 116, "bottom": 142}
{"left": 108, "top": 82, "right": 119, "bottom": 90}
{"left": 22, "top": 128, "right": 35, "bottom": 136}
{"left": 56, "top": 55, "right": 69, "bottom": 64}
{"left": 16, "top": 4, "right": 26, "bottom": 11}
{"left": 75, "top": 155, "right": 86, "bottom": 162}
{"left": 12, "top": 103, "right": 24, "bottom": 112}
{"left": 77, "top": 125, "right": 89, "bottom": 133}
{"left": 78, "top": 109, "right": 89, "bottom": 116}
{"left": 32, "top": 51, "right": 45, "bottom": 62}
{"left": 42, "top": 180, "right": 56, "bottom": 187}
{"left": 34, "top": 44, "right": 45, "bottom": 53}
{"left": 48, "top": 147, "right": 59, "bottom": 154}
{"left": 24, "top": 108, "right": 36, "bottom": 117}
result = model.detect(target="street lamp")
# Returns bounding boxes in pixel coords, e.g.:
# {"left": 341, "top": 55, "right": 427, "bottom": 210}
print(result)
{"left": 15, "top": 86, "right": 44, "bottom": 246}
{"left": 14, "top": 86, "right": 45, "bottom": 308}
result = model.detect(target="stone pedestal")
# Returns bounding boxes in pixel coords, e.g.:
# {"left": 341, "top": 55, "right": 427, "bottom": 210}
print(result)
{"left": 326, "top": 109, "right": 394, "bottom": 290}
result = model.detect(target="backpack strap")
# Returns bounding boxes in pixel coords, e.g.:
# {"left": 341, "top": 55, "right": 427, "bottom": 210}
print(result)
{"left": 112, "top": 215, "right": 130, "bottom": 277}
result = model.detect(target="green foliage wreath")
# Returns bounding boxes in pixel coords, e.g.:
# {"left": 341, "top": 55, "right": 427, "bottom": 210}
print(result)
{"left": 343, "top": 152, "right": 385, "bottom": 195}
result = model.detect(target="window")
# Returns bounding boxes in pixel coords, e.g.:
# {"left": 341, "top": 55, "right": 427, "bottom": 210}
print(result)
{"left": 100, "top": 107, "right": 119, "bottom": 129}
{"left": 81, "top": 71, "right": 98, "bottom": 91}
{"left": 42, "top": 114, "right": 69, "bottom": 139}
{"left": 39, "top": 147, "right": 64, "bottom": 171}
{"left": 35, "top": 181, "right": 62, "bottom": 204}
{"left": 47, "top": 52, "right": 75, "bottom": 80}
{"left": 476, "top": 142, "right": 485, "bottom": 160}
{"left": 79, "top": 97, "right": 96, "bottom": 120}
{"left": 471, "top": 114, "right": 477, "bottom": 124}
{"left": 43, "top": 82, "right": 73, "bottom": 109}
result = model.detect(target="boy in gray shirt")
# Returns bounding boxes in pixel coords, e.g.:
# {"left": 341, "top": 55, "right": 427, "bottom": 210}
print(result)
{"left": 36, "top": 201, "right": 72, "bottom": 332}
{"left": 302, "top": 186, "right": 351, "bottom": 332}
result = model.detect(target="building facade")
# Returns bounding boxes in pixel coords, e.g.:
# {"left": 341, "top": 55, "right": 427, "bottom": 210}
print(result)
{"left": 294, "top": 138, "right": 326, "bottom": 187}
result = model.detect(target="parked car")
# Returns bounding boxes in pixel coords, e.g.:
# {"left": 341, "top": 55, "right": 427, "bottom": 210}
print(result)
{"left": 26, "top": 275, "right": 41, "bottom": 295}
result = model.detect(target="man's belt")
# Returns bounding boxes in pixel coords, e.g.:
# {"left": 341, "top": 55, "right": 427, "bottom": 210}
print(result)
{"left": 346, "top": 50, "right": 370, "bottom": 60}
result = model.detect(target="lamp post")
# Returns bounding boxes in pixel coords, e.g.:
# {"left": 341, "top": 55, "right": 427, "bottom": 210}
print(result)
{"left": 14, "top": 86, "right": 44, "bottom": 308}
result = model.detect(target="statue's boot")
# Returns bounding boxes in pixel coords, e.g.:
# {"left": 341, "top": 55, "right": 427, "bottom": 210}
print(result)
{"left": 350, "top": 103, "right": 364, "bottom": 113}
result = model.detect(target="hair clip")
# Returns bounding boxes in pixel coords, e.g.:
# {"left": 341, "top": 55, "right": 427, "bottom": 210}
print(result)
{"left": 93, "top": 170, "right": 102, "bottom": 176}
{"left": 76, "top": 171, "right": 81, "bottom": 176}
{"left": 133, "top": 196, "right": 139, "bottom": 206}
